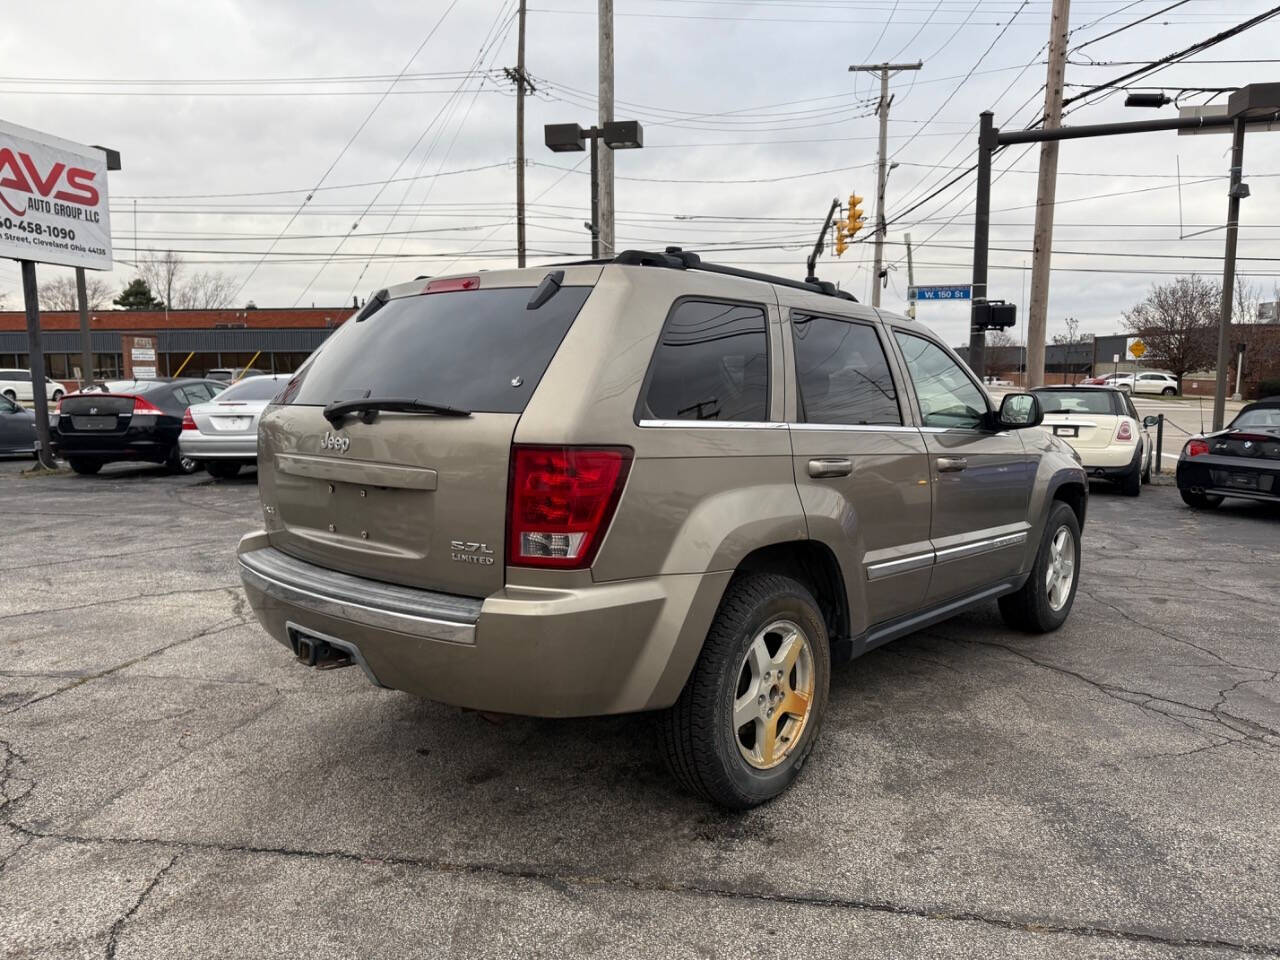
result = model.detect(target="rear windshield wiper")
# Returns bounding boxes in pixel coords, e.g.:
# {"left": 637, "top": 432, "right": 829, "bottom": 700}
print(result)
{"left": 323, "top": 397, "right": 471, "bottom": 426}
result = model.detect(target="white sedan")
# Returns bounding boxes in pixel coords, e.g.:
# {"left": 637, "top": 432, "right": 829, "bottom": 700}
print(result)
{"left": 1032, "top": 386, "right": 1156, "bottom": 496}
{"left": 178, "top": 373, "right": 290, "bottom": 478}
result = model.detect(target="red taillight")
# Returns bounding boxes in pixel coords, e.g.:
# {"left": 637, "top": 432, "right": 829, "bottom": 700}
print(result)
{"left": 424, "top": 276, "right": 479, "bottom": 294}
{"left": 507, "top": 445, "right": 633, "bottom": 569}
{"left": 1186, "top": 439, "right": 1209, "bottom": 457}
{"left": 1116, "top": 420, "right": 1134, "bottom": 442}
{"left": 129, "top": 396, "right": 165, "bottom": 416}
{"left": 182, "top": 408, "right": 197, "bottom": 430}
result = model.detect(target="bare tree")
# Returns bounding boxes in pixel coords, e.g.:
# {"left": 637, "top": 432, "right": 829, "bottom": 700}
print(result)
{"left": 136, "top": 249, "right": 184, "bottom": 309}
{"left": 1051, "top": 316, "right": 1081, "bottom": 345}
{"left": 38, "top": 275, "right": 112, "bottom": 311}
{"left": 1123, "top": 275, "right": 1219, "bottom": 387}
{"left": 1234, "top": 277, "right": 1262, "bottom": 323}
{"left": 987, "top": 329, "right": 1015, "bottom": 347}
{"left": 174, "top": 271, "right": 238, "bottom": 310}
{"left": 135, "top": 249, "right": 237, "bottom": 310}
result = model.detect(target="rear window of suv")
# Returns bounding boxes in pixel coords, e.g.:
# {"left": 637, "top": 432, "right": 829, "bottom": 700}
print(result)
{"left": 285, "top": 285, "right": 592, "bottom": 414}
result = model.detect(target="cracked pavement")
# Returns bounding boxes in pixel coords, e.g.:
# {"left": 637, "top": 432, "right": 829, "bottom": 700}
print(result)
{"left": 1, "top": 457, "right": 1278, "bottom": 958}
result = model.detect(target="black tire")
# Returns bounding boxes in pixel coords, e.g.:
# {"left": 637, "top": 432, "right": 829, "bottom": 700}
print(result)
{"left": 1141, "top": 448, "right": 1152, "bottom": 484}
{"left": 998, "top": 501, "right": 1081, "bottom": 634}
{"left": 1181, "top": 489, "right": 1224, "bottom": 510}
{"left": 1161, "top": 386, "right": 1176, "bottom": 396}
{"left": 68, "top": 457, "right": 102, "bottom": 475}
{"left": 659, "top": 574, "right": 830, "bottom": 810}
{"left": 205, "top": 461, "right": 241, "bottom": 479}
{"left": 1120, "top": 457, "right": 1142, "bottom": 497}
{"left": 166, "top": 447, "right": 201, "bottom": 475}
{"left": 51, "top": 389, "right": 64, "bottom": 402}
{"left": 1, "top": 389, "right": 14, "bottom": 401}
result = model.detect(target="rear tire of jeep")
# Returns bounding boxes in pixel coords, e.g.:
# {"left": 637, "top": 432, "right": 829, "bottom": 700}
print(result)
{"left": 659, "top": 573, "right": 830, "bottom": 810}
{"left": 998, "top": 501, "right": 1080, "bottom": 634}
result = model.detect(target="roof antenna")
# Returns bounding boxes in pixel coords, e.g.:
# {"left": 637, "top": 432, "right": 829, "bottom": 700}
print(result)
{"left": 806, "top": 197, "right": 841, "bottom": 285}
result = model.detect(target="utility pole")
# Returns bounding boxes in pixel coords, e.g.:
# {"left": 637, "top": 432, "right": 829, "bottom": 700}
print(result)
{"left": 1026, "top": 0, "right": 1071, "bottom": 387}
{"left": 1212, "top": 117, "right": 1247, "bottom": 431}
{"left": 969, "top": 111, "right": 996, "bottom": 380}
{"left": 76, "top": 268, "right": 93, "bottom": 385}
{"left": 904, "top": 232, "right": 916, "bottom": 319}
{"left": 849, "top": 60, "right": 922, "bottom": 307}
{"left": 598, "top": 0, "right": 615, "bottom": 257}
{"left": 505, "top": 0, "right": 535, "bottom": 267}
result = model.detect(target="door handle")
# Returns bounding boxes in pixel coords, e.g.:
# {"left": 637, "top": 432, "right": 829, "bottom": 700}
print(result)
{"left": 936, "top": 456, "right": 968, "bottom": 473}
{"left": 808, "top": 457, "right": 853, "bottom": 478}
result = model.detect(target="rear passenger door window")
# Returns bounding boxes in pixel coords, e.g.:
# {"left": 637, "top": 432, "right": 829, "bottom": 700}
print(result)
{"left": 791, "top": 313, "right": 900, "bottom": 425}
{"left": 893, "top": 332, "right": 988, "bottom": 430}
{"left": 641, "top": 299, "right": 769, "bottom": 422}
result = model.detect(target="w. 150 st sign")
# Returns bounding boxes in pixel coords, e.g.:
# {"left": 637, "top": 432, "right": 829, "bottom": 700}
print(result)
{"left": 908, "top": 284, "right": 972, "bottom": 301}
{"left": 0, "top": 119, "right": 112, "bottom": 271}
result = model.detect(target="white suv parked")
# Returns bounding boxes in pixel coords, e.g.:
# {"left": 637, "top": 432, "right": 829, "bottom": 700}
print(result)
{"left": 0, "top": 369, "right": 65, "bottom": 404}
{"left": 1112, "top": 372, "right": 1179, "bottom": 396}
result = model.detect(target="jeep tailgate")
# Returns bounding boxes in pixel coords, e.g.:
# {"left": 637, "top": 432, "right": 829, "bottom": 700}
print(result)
{"left": 256, "top": 279, "right": 595, "bottom": 598}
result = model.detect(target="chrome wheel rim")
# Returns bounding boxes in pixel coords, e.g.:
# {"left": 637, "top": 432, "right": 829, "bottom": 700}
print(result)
{"left": 1045, "top": 525, "right": 1076, "bottom": 612}
{"left": 180, "top": 456, "right": 197, "bottom": 473}
{"left": 733, "top": 619, "right": 815, "bottom": 770}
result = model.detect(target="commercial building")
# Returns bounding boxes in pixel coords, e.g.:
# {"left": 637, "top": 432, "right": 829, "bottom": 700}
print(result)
{"left": 0, "top": 306, "right": 349, "bottom": 382}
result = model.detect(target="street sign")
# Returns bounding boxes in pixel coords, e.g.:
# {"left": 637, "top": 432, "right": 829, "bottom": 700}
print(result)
{"left": 1178, "top": 105, "right": 1280, "bottom": 136}
{"left": 0, "top": 119, "right": 112, "bottom": 271}
{"left": 908, "top": 284, "right": 971, "bottom": 301}
{"left": 1129, "top": 339, "right": 1146, "bottom": 359}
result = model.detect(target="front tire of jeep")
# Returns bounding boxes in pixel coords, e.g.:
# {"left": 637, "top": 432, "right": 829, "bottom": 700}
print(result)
{"left": 659, "top": 573, "right": 830, "bottom": 810}
{"left": 998, "top": 501, "right": 1081, "bottom": 633}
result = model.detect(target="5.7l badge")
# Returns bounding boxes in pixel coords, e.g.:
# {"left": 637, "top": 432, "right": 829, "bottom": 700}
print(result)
{"left": 450, "top": 541, "right": 495, "bottom": 565}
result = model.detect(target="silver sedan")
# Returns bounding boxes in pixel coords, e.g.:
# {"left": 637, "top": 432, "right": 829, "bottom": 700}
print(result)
{"left": 179, "top": 374, "right": 291, "bottom": 478}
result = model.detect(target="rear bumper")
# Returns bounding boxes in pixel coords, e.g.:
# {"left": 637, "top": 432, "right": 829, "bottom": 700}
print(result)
{"left": 51, "top": 427, "right": 176, "bottom": 462}
{"left": 1177, "top": 456, "right": 1280, "bottom": 502}
{"left": 1077, "top": 443, "right": 1140, "bottom": 474}
{"left": 236, "top": 532, "right": 729, "bottom": 717}
{"left": 179, "top": 432, "right": 258, "bottom": 460}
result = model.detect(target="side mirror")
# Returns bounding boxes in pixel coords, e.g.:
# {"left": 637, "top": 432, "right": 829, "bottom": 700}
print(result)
{"left": 1143, "top": 415, "right": 1160, "bottom": 428}
{"left": 996, "top": 392, "right": 1043, "bottom": 429}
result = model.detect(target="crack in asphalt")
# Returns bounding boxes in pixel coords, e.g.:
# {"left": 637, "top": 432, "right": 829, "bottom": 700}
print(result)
{"left": 0, "top": 583, "right": 240, "bottom": 623}
{"left": 103, "top": 851, "right": 181, "bottom": 960}
{"left": 927, "top": 633, "right": 1280, "bottom": 759}
{"left": 5, "top": 825, "right": 1277, "bottom": 957}
{"left": 0, "top": 613, "right": 251, "bottom": 717}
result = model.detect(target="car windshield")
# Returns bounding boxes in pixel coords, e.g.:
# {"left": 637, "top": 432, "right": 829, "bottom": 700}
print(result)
{"left": 1034, "top": 390, "right": 1116, "bottom": 414}
{"left": 216, "top": 377, "right": 287, "bottom": 402}
{"left": 1232, "top": 407, "right": 1280, "bottom": 428}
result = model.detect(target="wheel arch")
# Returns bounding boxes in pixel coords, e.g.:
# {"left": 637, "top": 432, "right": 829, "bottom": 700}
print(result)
{"left": 732, "top": 539, "right": 851, "bottom": 655}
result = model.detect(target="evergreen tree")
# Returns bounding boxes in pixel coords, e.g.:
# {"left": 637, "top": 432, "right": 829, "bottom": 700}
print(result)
{"left": 114, "top": 278, "right": 164, "bottom": 310}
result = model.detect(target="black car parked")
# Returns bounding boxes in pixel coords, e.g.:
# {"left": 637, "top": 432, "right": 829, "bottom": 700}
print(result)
{"left": 0, "top": 393, "right": 37, "bottom": 457}
{"left": 51, "top": 378, "right": 226, "bottom": 475}
{"left": 1177, "top": 397, "right": 1280, "bottom": 509}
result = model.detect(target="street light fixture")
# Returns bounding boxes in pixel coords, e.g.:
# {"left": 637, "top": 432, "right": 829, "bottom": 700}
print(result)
{"left": 1124, "top": 92, "right": 1171, "bottom": 108}
{"left": 544, "top": 120, "right": 644, "bottom": 258}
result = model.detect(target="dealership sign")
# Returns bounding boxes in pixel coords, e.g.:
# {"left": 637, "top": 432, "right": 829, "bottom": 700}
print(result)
{"left": 0, "top": 119, "right": 112, "bottom": 271}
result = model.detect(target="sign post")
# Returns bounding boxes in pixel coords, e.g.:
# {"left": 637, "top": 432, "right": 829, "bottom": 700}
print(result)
{"left": 1, "top": 119, "right": 114, "bottom": 468}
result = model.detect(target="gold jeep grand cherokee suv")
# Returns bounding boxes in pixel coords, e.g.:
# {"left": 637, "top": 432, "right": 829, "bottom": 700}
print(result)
{"left": 238, "top": 249, "right": 1086, "bottom": 808}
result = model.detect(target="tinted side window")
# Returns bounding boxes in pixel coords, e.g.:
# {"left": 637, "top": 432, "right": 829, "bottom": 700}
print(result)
{"left": 894, "top": 332, "right": 988, "bottom": 430}
{"left": 642, "top": 300, "right": 769, "bottom": 422}
{"left": 791, "top": 313, "right": 899, "bottom": 425}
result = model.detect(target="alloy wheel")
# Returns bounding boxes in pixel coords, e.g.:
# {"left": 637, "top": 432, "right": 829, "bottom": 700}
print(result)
{"left": 733, "top": 619, "right": 815, "bottom": 770}
{"left": 1045, "top": 525, "right": 1076, "bottom": 612}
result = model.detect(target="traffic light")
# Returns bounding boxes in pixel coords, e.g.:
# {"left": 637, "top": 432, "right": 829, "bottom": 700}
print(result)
{"left": 834, "top": 222, "right": 848, "bottom": 257}
{"left": 846, "top": 193, "right": 866, "bottom": 235}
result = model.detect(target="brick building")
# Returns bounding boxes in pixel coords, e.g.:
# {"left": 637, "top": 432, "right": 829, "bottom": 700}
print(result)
{"left": 0, "top": 307, "right": 349, "bottom": 382}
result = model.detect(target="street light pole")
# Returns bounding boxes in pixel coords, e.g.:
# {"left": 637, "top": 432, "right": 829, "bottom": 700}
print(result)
{"left": 544, "top": 120, "right": 642, "bottom": 260}
{"left": 589, "top": 135, "right": 600, "bottom": 259}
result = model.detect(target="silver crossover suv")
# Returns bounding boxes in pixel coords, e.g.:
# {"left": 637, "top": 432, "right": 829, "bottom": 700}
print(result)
{"left": 238, "top": 250, "right": 1086, "bottom": 808}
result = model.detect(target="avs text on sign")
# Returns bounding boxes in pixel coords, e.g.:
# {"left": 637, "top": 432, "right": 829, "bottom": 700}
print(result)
{"left": 908, "top": 284, "right": 972, "bottom": 301}
{"left": 0, "top": 119, "right": 112, "bottom": 271}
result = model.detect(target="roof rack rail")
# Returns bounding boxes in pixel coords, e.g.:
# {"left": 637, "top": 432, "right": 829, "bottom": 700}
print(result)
{"left": 611, "top": 247, "right": 857, "bottom": 302}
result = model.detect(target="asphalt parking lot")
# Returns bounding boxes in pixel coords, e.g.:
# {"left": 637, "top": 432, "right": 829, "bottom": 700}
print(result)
{"left": 1, "top": 460, "right": 1278, "bottom": 959}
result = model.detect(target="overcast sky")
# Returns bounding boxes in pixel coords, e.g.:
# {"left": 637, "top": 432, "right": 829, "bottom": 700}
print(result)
{"left": 3, "top": 0, "right": 1279, "bottom": 346}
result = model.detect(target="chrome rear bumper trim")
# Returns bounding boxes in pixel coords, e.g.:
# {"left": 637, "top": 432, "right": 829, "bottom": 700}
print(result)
{"left": 238, "top": 546, "right": 480, "bottom": 645}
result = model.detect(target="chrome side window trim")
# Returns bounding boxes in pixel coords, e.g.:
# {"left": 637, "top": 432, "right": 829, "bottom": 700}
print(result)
{"left": 789, "top": 423, "right": 922, "bottom": 434}
{"left": 637, "top": 419, "right": 788, "bottom": 430}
